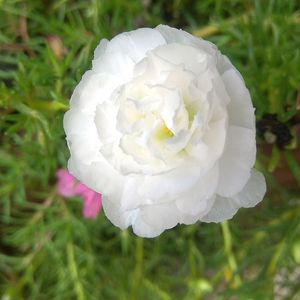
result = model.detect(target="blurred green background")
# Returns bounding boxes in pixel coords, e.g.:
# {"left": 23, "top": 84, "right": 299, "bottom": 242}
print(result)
{"left": 1, "top": 0, "right": 300, "bottom": 299}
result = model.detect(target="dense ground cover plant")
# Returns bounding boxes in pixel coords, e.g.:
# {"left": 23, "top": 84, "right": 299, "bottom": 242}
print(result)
{"left": 1, "top": 0, "right": 300, "bottom": 299}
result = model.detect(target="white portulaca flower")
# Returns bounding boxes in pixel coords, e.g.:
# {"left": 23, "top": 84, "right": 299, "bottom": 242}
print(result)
{"left": 64, "top": 25, "right": 266, "bottom": 237}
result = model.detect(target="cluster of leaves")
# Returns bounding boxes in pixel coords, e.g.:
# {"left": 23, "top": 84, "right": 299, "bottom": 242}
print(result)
{"left": 1, "top": 0, "right": 300, "bottom": 299}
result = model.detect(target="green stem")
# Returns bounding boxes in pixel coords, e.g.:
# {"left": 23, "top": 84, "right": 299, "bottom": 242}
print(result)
{"left": 131, "top": 237, "right": 144, "bottom": 300}
{"left": 67, "top": 243, "right": 85, "bottom": 300}
{"left": 221, "top": 221, "right": 242, "bottom": 287}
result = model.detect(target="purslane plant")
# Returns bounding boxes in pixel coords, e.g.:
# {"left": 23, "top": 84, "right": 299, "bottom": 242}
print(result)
{"left": 63, "top": 25, "right": 266, "bottom": 237}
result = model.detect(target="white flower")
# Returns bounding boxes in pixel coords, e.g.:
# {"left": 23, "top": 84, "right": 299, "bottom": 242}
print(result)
{"left": 64, "top": 25, "right": 266, "bottom": 237}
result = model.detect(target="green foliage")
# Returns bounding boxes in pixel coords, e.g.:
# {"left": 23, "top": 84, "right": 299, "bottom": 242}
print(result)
{"left": 1, "top": 0, "right": 300, "bottom": 299}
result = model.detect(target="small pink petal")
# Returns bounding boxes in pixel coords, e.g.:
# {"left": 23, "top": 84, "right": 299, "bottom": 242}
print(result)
{"left": 74, "top": 182, "right": 89, "bottom": 195}
{"left": 56, "top": 169, "right": 102, "bottom": 219}
{"left": 56, "top": 169, "right": 78, "bottom": 197}
{"left": 80, "top": 188, "right": 102, "bottom": 219}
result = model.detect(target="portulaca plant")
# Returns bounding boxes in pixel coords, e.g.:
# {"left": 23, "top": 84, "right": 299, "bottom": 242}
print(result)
{"left": 63, "top": 25, "right": 266, "bottom": 237}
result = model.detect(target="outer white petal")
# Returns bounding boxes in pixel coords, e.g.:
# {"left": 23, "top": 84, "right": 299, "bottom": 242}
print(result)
{"left": 222, "top": 68, "right": 255, "bottom": 129}
{"left": 102, "top": 197, "right": 137, "bottom": 230}
{"left": 92, "top": 50, "right": 135, "bottom": 80}
{"left": 138, "top": 164, "right": 202, "bottom": 200}
{"left": 64, "top": 108, "right": 96, "bottom": 137}
{"left": 211, "top": 75, "right": 231, "bottom": 106}
{"left": 70, "top": 156, "right": 129, "bottom": 230}
{"left": 216, "top": 53, "right": 238, "bottom": 75}
{"left": 217, "top": 125, "right": 256, "bottom": 197}
{"left": 131, "top": 212, "right": 165, "bottom": 238}
{"left": 64, "top": 108, "right": 101, "bottom": 164}
{"left": 152, "top": 43, "right": 208, "bottom": 75}
{"left": 201, "top": 168, "right": 266, "bottom": 223}
{"left": 178, "top": 201, "right": 215, "bottom": 225}
{"left": 69, "top": 156, "right": 124, "bottom": 199}
{"left": 93, "top": 39, "right": 109, "bottom": 60}
{"left": 200, "top": 195, "right": 239, "bottom": 223}
{"left": 93, "top": 28, "right": 166, "bottom": 70}
{"left": 198, "top": 117, "right": 227, "bottom": 164}
{"left": 155, "top": 25, "right": 218, "bottom": 58}
{"left": 132, "top": 202, "right": 179, "bottom": 238}
{"left": 175, "top": 165, "right": 219, "bottom": 216}
{"left": 119, "top": 176, "right": 144, "bottom": 211}
{"left": 70, "top": 71, "right": 121, "bottom": 114}
{"left": 233, "top": 169, "right": 266, "bottom": 208}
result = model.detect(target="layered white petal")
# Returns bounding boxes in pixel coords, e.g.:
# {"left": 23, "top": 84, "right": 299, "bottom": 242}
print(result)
{"left": 64, "top": 108, "right": 101, "bottom": 164}
{"left": 132, "top": 211, "right": 165, "bottom": 238}
{"left": 69, "top": 157, "right": 124, "bottom": 198}
{"left": 92, "top": 50, "right": 135, "bottom": 80}
{"left": 200, "top": 195, "right": 239, "bottom": 223}
{"left": 70, "top": 71, "right": 121, "bottom": 114}
{"left": 138, "top": 164, "right": 202, "bottom": 200}
{"left": 153, "top": 43, "right": 208, "bottom": 75}
{"left": 131, "top": 201, "right": 183, "bottom": 238}
{"left": 106, "top": 28, "right": 166, "bottom": 63}
{"left": 176, "top": 165, "right": 219, "bottom": 216}
{"left": 93, "top": 39, "right": 108, "bottom": 60}
{"left": 233, "top": 169, "right": 266, "bottom": 208}
{"left": 155, "top": 25, "right": 218, "bottom": 58}
{"left": 201, "top": 169, "right": 266, "bottom": 223}
{"left": 102, "top": 198, "right": 137, "bottom": 230}
{"left": 217, "top": 125, "right": 256, "bottom": 197}
{"left": 222, "top": 68, "right": 255, "bottom": 129}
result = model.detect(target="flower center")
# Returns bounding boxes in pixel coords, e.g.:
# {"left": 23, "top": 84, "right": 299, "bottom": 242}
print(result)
{"left": 155, "top": 125, "right": 174, "bottom": 141}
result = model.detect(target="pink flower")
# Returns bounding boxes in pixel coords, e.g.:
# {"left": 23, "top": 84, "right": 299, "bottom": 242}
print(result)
{"left": 56, "top": 169, "right": 102, "bottom": 219}
{"left": 56, "top": 169, "right": 78, "bottom": 197}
